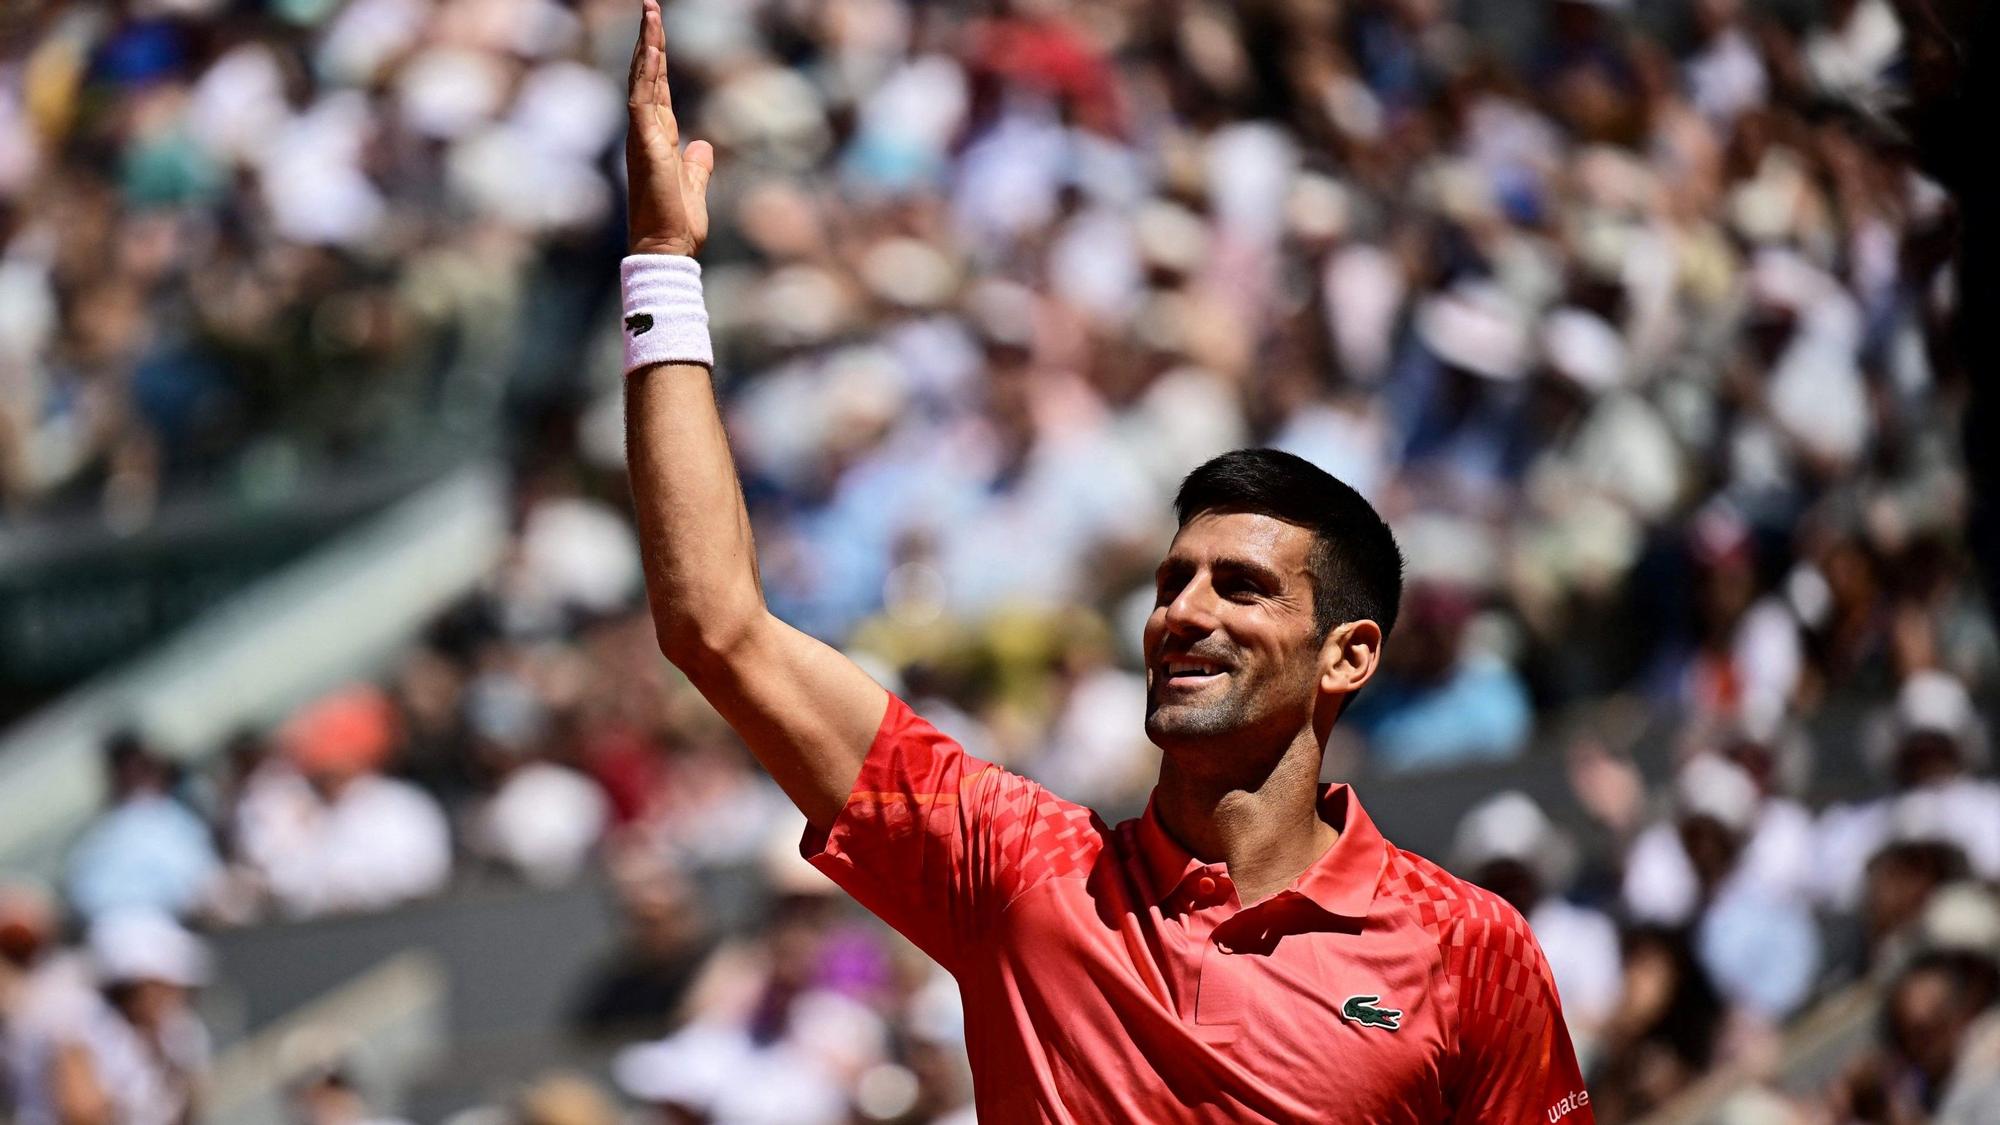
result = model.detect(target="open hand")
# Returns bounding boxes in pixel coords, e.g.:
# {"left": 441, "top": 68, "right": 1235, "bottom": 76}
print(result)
{"left": 626, "top": 0, "right": 713, "bottom": 257}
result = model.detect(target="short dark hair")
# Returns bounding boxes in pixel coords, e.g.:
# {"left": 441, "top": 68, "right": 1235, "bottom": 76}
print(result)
{"left": 1173, "top": 449, "right": 1404, "bottom": 640}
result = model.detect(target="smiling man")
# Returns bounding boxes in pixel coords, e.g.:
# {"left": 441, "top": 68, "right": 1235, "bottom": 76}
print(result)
{"left": 618, "top": 3, "right": 1589, "bottom": 1120}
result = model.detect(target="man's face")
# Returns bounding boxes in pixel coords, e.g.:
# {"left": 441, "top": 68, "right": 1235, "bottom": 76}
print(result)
{"left": 1890, "top": 968, "right": 1968, "bottom": 1081}
{"left": 1895, "top": 731, "right": 1963, "bottom": 789}
{"left": 1143, "top": 513, "right": 1324, "bottom": 751}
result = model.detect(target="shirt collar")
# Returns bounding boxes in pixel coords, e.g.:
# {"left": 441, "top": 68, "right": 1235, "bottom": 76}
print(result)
{"left": 1134, "top": 783, "right": 1388, "bottom": 920}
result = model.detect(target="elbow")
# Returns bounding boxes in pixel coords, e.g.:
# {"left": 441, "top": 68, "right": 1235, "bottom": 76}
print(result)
{"left": 653, "top": 606, "right": 765, "bottom": 678}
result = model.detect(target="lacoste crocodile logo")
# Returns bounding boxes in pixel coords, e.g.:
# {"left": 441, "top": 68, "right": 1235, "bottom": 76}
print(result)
{"left": 625, "top": 313, "right": 654, "bottom": 336}
{"left": 1341, "top": 994, "right": 1402, "bottom": 1031}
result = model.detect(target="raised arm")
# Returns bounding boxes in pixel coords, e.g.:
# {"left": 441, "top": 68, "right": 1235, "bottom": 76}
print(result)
{"left": 622, "top": 0, "right": 886, "bottom": 828}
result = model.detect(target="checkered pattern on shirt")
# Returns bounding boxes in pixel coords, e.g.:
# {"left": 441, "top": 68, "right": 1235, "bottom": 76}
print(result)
{"left": 968, "top": 774, "right": 1107, "bottom": 891}
{"left": 1379, "top": 847, "right": 1560, "bottom": 1054}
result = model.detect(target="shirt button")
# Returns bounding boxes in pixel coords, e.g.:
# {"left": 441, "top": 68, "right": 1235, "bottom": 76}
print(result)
{"left": 1195, "top": 875, "right": 1219, "bottom": 901}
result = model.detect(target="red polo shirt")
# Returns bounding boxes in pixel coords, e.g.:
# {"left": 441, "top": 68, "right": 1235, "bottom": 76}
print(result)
{"left": 805, "top": 696, "right": 1594, "bottom": 1124}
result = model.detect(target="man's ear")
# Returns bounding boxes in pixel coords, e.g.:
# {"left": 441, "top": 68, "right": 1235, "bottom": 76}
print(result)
{"left": 1318, "top": 619, "right": 1383, "bottom": 699}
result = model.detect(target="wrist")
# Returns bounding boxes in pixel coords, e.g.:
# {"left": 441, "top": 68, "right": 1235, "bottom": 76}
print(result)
{"left": 620, "top": 254, "right": 713, "bottom": 372}
{"left": 628, "top": 237, "right": 698, "bottom": 258}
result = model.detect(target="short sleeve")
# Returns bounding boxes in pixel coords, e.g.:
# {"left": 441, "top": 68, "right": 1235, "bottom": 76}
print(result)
{"left": 802, "top": 695, "right": 1101, "bottom": 970}
{"left": 1446, "top": 899, "right": 1594, "bottom": 1125}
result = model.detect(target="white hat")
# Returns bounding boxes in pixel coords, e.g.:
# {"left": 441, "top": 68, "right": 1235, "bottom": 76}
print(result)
{"left": 89, "top": 910, "right": 210, "bottom": 988}
{"left": 1134, "top": 201, "right": 1210, "bottom": 275}
{"left": 1540, "top": 307, "right": 1626, "bottom": 392}
{"left": 1898, "top": 670, "right": 1978, "bottom": 743}
{"left": 1284, "top": 173, "right": 1353, "bottom": 242}
{"left": 1417, "top": 282, "right": 1531, "bottom": 381}
{"left": 1718, "top": 700, "right": 1815, "bottom": 797}
{"left": 1918, "top": 883, "right": 2000, "bottom": 959}
{"left": 1451, "top": 791, "right": 1577, "bottom": 890}
{"left": 1674, "top": 754, "right": 1760, "bottom": 836}
{"left": 1862, "top": 670, "right": 1989, "bottom": 778}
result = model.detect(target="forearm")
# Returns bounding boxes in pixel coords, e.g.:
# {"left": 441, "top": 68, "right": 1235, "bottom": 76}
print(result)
{"left": 626, "top": 351, "right": 887, "bottom": 826}
{"left": 626, "top": 357, "right": 767, "bottom": 665}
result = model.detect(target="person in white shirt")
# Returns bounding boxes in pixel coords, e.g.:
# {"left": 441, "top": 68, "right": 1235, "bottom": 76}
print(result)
{"left": 1452, "top": 791, "right": 1622, "bottom": 1067}
{"left": 1625, "top": 755, "right": 1823, "bottom": 1020}
{"left": 463, "top": 670, "right": 609, "bottom": 886}
{"left": 1623, "top": 715, "right": 1819, "bottom": 923}
{"left": 7, "top": 911, "right": 211, "bottom": 1125}
{"left": 1816, "top": 670, "right": 2000, "bottom": 913}
{"left": 233, "top": 685, "right": 452, "bottom": 918}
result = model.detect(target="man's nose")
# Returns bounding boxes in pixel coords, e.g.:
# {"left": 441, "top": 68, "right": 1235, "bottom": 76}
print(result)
{"left": 1162, "top": 578, "right": 1220, "bottom": 636}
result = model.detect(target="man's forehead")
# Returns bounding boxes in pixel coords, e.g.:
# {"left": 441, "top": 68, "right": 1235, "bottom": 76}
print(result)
{"left": 1162, "top": 511, "right": 1314, "bottom": 568}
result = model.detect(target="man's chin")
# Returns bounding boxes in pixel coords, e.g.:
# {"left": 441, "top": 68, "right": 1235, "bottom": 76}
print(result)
{"left": 1144, "top": 702, "right": 1241, "bottom": 744}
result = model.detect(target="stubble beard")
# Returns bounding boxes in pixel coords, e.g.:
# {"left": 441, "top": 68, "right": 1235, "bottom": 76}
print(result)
{"left": 1145, "top": 682, "right": 1255, "bottom": 744}
{"left": 1144, "top": 646, "right": 1321, "bottom": 755}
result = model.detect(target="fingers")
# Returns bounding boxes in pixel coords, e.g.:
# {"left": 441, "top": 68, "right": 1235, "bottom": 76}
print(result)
{"left": 626, "top": 1, "right": 662, "bottom": 102}
{"left": 645, "top": 0, "right": 670, "bottom": 86}
{"left": 626, "top": 1, "right": 647, "bottom": 94}
{"left": 626, "top": 0, "right": 678, "bottom": 145}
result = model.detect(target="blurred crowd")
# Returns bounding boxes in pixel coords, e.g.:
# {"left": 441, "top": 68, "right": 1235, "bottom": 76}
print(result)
{"left": 6, "top": 0, "right": 2000, "bottom": 1121}
{"left": 0, "top": 0, "right": 638, "bottom": 523}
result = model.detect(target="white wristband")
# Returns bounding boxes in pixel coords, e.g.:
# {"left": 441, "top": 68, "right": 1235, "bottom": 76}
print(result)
{"left": 621, "top": 254, "right": 714, "bottom": 373}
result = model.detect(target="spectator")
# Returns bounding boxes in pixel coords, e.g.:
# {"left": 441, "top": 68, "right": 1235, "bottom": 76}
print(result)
{"left": 1624, "top": 719, "right": 1818, "bottom": 922}
{"left": 463, "top": 667, "right": 609, "bottom": 886}
{"left": 1857, "top": 840, "right": 1975, "bottom": 974}
{"left": 295, "top": 1066, "right": 414, "bottom": 1125}
{"left": 1817, "top": 671, "right": 2000, "bottom": 911}
{"left": 569, "top": 850, "right": 718, "bottom": 1041}
{"left": 1626, "top": 754, "right": 1823, "bottom": 1020}
{"left": 1832, "top": 948, "right": 2000, "bottom": 1123}
{"left": 1, "top": 882, "right": 66, "bottom": 1121}
{"left": 62, "top": 731, "right": 220, "bottom": 924}
{"left": 232, "top": 685, "right": 451, "bottom": 918}
{"left": 1926, "top": 895, "right": 2000, "bottom": 1124}
{"left": 613, "top": 1018, "right": 849, "bottom": 1125}
{"left": 1344, "top": 582, "right": 1534, "bottom": 772}
{"left": 609, "top": 826, "right": 898, "bottom": 1124}
{"left": 1591, "top": 925, "right": 1731, "bottom": 1122}
{"left": 5, "top": 911, "right": 210, "bottom": 1125}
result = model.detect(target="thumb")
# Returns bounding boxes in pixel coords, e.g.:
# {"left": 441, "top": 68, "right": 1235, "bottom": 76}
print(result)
{"left": 682, "top": 139, "right": 715, "bottom": 197}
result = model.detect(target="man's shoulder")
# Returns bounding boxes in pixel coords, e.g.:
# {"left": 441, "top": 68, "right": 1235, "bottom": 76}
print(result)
{"left": 1379, "top": 846, "right": 1562, "bottom": 1041}
{"left": 1376, "top": 845, "right": 1537, "bottom": 952}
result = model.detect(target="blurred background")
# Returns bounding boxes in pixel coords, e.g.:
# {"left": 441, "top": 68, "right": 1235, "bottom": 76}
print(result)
{"left": 0, "top": 0, "right": 1994, "bottom": 1121}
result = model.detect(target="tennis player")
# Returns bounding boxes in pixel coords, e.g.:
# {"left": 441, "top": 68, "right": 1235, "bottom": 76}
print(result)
{"left": 619, "top": 2, "right": 1592, "bottom": 1120}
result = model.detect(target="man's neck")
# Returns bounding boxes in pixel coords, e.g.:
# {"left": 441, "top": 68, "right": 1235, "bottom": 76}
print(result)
{"left": 1151, "top": 729, "right": 1339, "bottom": 905}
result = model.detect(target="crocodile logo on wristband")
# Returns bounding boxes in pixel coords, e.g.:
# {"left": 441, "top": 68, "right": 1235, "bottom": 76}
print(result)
{"left": 625, "top": 313, "right": 655, "bottom": 336}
